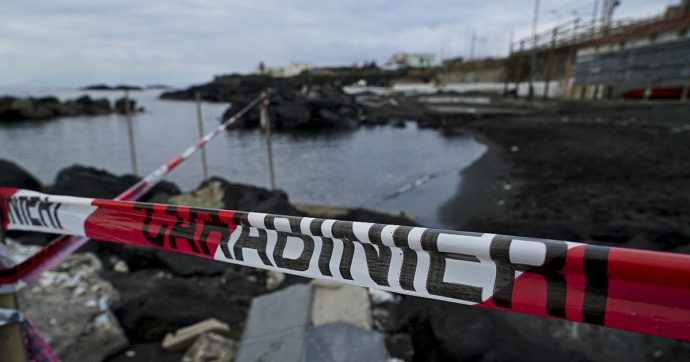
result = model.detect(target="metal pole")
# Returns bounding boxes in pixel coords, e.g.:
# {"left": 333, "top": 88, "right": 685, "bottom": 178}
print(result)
{"left": 125, "top": 90, "right": 139, "bottom": 175}
{"left": 195, "top": 92, "right": 209, "bottom": 180}
{"left": 0, "top": 214, "right": 28, "bottom": 362}
{"left": 528, "top": 0, "right": 541, "bottom": 100}
{"left": 543, "top": 28, "right": 557, "bottom": 99}
{"left": 261, "top": 94, "right": 276, "bottom": 190}
{"left": 503, "top": 31, "right": 514, "bottom": 95}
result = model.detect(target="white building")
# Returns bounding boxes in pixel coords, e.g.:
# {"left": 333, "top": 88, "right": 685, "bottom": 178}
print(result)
{"left": 257, "top": 62, "right": 312, "bottom": 78}
{"left": 385, "top": 53, "right": 435, "bottom": 69}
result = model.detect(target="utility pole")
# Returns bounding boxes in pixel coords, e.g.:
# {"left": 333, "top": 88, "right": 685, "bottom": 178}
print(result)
{"left": 195, "top": 92, "right": 209, "bottom": 180}
{"left": 469, "top": 31, "right": 477, "bottom": 60}
{"left": 528, "top": 0, "right": 541, "bottom": 100}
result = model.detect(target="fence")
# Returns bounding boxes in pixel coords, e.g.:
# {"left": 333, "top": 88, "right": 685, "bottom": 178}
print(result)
{"left": 513, "top": 15, "right": 667, "bottom": 53}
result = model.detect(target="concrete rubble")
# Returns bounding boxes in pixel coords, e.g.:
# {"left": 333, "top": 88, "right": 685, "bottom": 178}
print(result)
{"left": 8, "top": 240, "right": 129, "bottom": 362}
{"left": 182, "top": 332, "right": 238, "bottom": 362}
{"left": 306, "top": 322, "right": 387, "bottom": 361}
{"left": 237, "top": 282, "right": 388, "bottom": 362}
{"left": 311, "top": 280, "right": 372, "bottom": 330}
{"left": 162, "top": 318, "right": 231, "bottom": 351}
{"left": 236, "top": 284, "right": 314, "bottom": 362}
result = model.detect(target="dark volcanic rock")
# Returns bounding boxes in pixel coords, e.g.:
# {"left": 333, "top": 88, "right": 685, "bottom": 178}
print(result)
{"left": 223, "top": 84, "right": 363, "bottom": 131}
{"left": 159, "top": 68, "right": 408, "bottom": 103}
{"left": 80, "top": 84, "right": 113, "bottom": 91}
{"left": 390, "top": 297, "right": 663, "bottom": 362}
{"left": 0, "top": 159, "right": 41, "bottom": 190}
{"left": 1, "top": 159, "right": 53, "bottom": 244}
{"left": 80, "top": 84, "right": 143, "bottom": 91}
{"left": 274, "top": 100, "right": 312, "bottom": 128}
{"left": 0, "top": 95, "right": 113, "bottom": 121}
{"left": 114, "top": 97, "right": 144, "bottom": 114}
{"left": 66, "top": 95, "right": 112, "bottom": 116}
{"left": 50, "top": 165, "right": 180, "bottom": 201}
{"left": 202, "top": 177, "right": 301, "bottom": 216}
{"left": 111, "top": 268, "right": 264, "bottom": 342}
{"left": 160, "top": 74, "right": 277, "bottom": 103}
{"left": 114, "top": 84, "right": 143, "bottom": 91}
{"left": 153, "top": 250, "right": 230, "bottom": 277}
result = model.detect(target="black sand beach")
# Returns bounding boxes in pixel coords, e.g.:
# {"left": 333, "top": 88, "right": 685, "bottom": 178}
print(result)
{"left": 390, "top": 101, "right": 690, "bottom": 361}
{"left": 444, "top": 102, "right": 690, "bottom": 252}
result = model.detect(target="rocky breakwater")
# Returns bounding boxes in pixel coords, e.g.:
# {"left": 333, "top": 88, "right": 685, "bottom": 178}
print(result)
{"left": 0, "top": 95, "right": 143, "bottom": 122}
{"left": 162, "top": 74, "right": 401, "bottom": 129}
{"left": 223, "top": 84, "right": 367, "bottom": 130}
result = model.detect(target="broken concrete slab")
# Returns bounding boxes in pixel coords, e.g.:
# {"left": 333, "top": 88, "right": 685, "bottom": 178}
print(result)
{"left": 236, "top": 283, "right": 313, "bottom": 362}
{"left": 266, "top": 270, "right": 285, "bottom": 291}
{"left": 162, "top": 318, "right": 230, "bottom": 351}
{"left": 311, "top": 282, "right": 372, "bottom": 330}
{"left": 182, "top": 332, "right": 237, "bottom": 362}
{"left": 11, "top": 240, "right": 129, "bottom": 362}
{"left": 305, "top": 322, "right": 387, "bottom": 362}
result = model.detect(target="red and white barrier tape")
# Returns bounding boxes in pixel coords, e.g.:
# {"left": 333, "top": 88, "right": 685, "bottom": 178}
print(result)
{"left": 0, "top": 94, "right": 265, "bottom": 293}
{"left": 1, "top": 189, "right": 690, "bottom": 341}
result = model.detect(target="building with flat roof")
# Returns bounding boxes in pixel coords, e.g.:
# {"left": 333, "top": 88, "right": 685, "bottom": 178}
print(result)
{"left": 385, "top": 53, "right": 435, "bottom": 69}
{"left": 571, "top": 1, "right": 690, "bottom": 99}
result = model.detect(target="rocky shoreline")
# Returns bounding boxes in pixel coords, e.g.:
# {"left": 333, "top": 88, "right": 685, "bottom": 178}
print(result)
{"left": 426, "top": 101, "right": 690, "bottom": 360}
{"left": 0, "top": 161, "right": 417, "bottom": 361}
{"left": 2, "top": 99, "right": 690, "bottom": 361}
{"left": 0, "top": 95, "right": 143, "bottom": 122}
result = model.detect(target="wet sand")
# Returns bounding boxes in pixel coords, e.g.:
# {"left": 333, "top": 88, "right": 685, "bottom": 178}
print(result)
{"left": 439, "top": 133, "right": 508, "bottom": 229}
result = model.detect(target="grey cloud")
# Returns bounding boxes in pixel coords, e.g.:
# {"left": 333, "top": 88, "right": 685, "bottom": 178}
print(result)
{"left": 0, "top": 0, "right": 671, "bottom": 86}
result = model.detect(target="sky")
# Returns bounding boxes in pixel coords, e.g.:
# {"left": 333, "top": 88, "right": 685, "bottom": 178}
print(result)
{"left": 0, "top": 0, "right": 677, "bottom": 87}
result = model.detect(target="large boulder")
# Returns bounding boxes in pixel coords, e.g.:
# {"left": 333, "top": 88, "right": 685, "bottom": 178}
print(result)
{"left": 0, "top": 159, "right": 42, "bottom": 190}
{"left": 115, "top": 97, "right": 144, "bottom": 114}
{"left": 50, "top": 165, "right": 180, "bottom": 202}
{"left": 70, "top": 95, "right": 112, "bottom": 116}
{"left": 203, "top": 177, "right": 301, "bottom": 215}
{"left": 0, "top": 96, "right": 65, "bottom": 121}
{"left": 223, "top": 84, "right": 363, "bottom": 131}
{"left": 389, "top": 297, "right": 688, "bottom": 361}
{"left": 154, "top": 178, "right": 301, "bottom": 277}
{"left": 0, "top": 95, "right": 113, "bottom": 121}
{"left": 96, "top": 176, "right": 301, "bottom": 278}
{"left": 13, "top": 241, "right": 129, "bottom": 362}
{"left": 274, "top": 100, "right": 312, "bottom": 129}
{"left": 111, "top": 267, "right": 264, "bottom": 342}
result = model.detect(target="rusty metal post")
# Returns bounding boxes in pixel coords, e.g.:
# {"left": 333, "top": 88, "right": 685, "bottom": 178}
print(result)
{"left": 260, "top": 93, "right": 276, "bottom": 190}
{"left": 195, "top": 92, "right": 209, "bottom": 180}
{"left": 125, "top": 90, "right": 139, "bottom": 175}
{"left": 0, "top": 214, "right": 28, "bottom": 362}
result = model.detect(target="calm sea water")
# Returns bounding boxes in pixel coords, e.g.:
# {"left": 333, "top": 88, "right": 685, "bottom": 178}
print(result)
{"left": 0, "top": 87, "right": 486, "bottom": 227}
